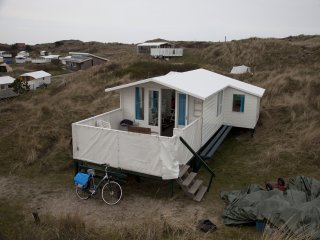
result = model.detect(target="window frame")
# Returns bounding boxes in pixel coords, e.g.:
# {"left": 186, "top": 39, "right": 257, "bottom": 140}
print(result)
{"left": 135, "top": 87, "right": 145, "bottom": 121}
{"left": 232, "top": 94, "right": 245, "bottom": 113}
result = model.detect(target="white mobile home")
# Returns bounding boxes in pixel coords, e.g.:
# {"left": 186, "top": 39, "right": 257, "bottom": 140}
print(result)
{"left": 72, "top": 69, "right": 265, "bottom": 180}
{"left": 15, "top": 55, "right": 26, "bottom": 64}
{"left": 0, "top": 76, "right": 17, "bottom": 99}
{"left": 137, "top": 42, "right": 183, "bottom": 58}
{"left": 18, "top": 70, "right": 51, "bottom": 90}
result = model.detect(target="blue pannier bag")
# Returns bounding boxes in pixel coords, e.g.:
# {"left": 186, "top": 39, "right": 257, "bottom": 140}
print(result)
{"left": 74, "top": 172, "right": 90, "bottom": 188}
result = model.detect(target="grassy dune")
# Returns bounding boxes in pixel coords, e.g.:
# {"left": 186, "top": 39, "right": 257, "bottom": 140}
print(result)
{"left": 0, "top": 35, "right": 319, "bottom": 239}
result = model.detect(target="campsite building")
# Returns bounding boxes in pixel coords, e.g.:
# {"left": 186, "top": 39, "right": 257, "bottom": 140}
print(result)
{"left": 72, "top": 69, "right": 265, "bottom": 197}
{"left": 40, "top": 51, "right": 49, "bottom": 56}
{"left": 63, "top": 52, "right": 109, "bottom": 71}
{"left": 0, "top": 51, "right": 13, "bottom": 64}
{"left": 0, "top": 76, "right": 17, "bottom": 99}
{"left": 17, "top": 51, "right": 29, "bottom": 57}
{"left": 18, "top": 70, "right": 51, "bottom": 90}
{"left": 137, "top": 42, "right": 183, "bottom": 58}
{"left": 15, "top": 55, "right": 26, "bottom": 64}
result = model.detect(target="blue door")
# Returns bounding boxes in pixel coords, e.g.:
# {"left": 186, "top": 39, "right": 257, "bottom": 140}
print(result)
{"left": 178, "top": 94, "right": 186, "bottom": 126}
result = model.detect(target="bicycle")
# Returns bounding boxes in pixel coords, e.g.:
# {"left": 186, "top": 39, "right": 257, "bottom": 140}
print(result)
{"left": 75, "top": 165, "right": 122, "bottom": 205}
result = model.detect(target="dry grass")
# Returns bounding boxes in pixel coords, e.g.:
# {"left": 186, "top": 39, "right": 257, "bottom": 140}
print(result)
{"left": 1, "top": 36, "right": 320, "bottom": 239}
{"left": 262, "top": 224, "right": 317, "bottom": 240}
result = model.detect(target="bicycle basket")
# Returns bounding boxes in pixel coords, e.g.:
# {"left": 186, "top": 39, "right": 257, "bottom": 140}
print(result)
{"left": 74, "top": 172, "right": 90, "bottom": 188}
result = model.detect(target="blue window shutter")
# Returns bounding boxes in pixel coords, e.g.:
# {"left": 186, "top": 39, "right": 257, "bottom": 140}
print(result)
{"left": 240, "top": 95, "right": 245, "bottom": 112}
{"left": 178, "top": 94, "right": 186, "bottom": 126}
{"left": 135, "top": 87, "right": 140, "bottom": 119}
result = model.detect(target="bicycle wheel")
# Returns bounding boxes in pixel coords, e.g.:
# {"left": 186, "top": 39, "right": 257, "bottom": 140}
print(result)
{"left": 75, "top": 186, "right": 90, "bottom": 200}
{"left": 101, "top": 181, "right": 122, "bottom": 205}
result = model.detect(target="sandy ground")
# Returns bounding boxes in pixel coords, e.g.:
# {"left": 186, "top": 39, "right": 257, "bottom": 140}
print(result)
{"left": 0, "top": 175, "right": 216, "bottom": 229}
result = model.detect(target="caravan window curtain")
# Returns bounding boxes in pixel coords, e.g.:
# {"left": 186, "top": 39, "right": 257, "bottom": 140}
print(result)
{"left": 232, "top": 94, "right": 245, "bottom": 112}
{"left": 135, "top": 87, "right": 144, "bottom": 120}
{"left": 149, "top": 90, "right": 159, "bottom": 126}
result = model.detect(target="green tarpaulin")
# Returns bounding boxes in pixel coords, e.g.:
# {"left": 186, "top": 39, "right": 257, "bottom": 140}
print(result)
{"left": 221, "top": 176, "right": 320, "bottom": 238}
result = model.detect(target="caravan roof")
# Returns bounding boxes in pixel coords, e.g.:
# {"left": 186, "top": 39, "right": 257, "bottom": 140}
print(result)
{"left": 105, "top": 68, "right": 265, "bottom": 100}
{"left": 20, "top": 70, "right": 51, "bottom": 79}
{"left": 0, "top": 76, "right": 15, "bottom": 85}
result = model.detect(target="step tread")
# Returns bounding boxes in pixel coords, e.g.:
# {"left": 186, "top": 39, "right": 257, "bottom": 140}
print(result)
{"left": 182, "top": 172, "right": 197, "bottom": 187}
{"left": 188, "top": 179, "right": 203, "bottom": 195}
{"left": 179, "top": 165, "right": 190, "bottom": 178}
{"left": 193, "top": 185, "right": 207, "bottom": 202}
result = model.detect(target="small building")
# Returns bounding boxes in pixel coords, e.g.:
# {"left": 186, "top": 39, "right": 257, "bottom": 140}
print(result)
{"left": 40, "top": 51, "right": 49, "bottom": 56}
{"left": 15, "top": 55, "right": 26, "bottom": 64}
{"left": 42, "top": 55, "right": 61, "bottom": 62}
{"left": 17, "top": 51, "right": 29, "bottom": 57}
{"left": 72, "top": 68, "right": 265, "bottom": 181}
{"left": 18, "top": 70, "right": 51, "bottom": 90}
{"left": 0, "top": 51, "right": 13, "bottom": 64}
{"left": 0, "top": 76, "right": 17, "bottom": 99}
{"left": 64, "top": 52, "right": 109, "bottom": 71}
{"left": 137, "top": 42, "right": 183, "bottom": 58}
{"left": 231, "top": 65, "right": 252, "bottom": 74}
{"left": 0, "top": 63, "right": 13, "bottom": 73}
{"left": 31, "top": 58, "right": 51, "bottom": 64}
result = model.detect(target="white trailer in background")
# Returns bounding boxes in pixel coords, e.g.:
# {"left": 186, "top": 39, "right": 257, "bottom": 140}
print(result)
{"left": 151, "top": 48, "right": 183, "bottom": 58}
{"left": 18, "top": 70, "right": 52, "bottom": 90}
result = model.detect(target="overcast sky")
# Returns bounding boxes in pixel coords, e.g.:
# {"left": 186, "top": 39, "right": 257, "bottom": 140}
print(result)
{"left": 0, "top": 0, "right": 319, "bottom": 44}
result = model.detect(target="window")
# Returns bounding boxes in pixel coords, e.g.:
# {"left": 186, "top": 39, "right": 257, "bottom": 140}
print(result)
{"left": 233, "top": 94, "right": 245, "bottom": 112}
{"left": 217, "top": 91, "right": 223, "bottom": 116}
{"left": 149, "top": 90, "right": 159, "bottom": 126}
{"left": 0, "top": 85, "right": 5, "bottom": 90}
{"left": 135, "top": 87, "right": 144, "bottom": 120}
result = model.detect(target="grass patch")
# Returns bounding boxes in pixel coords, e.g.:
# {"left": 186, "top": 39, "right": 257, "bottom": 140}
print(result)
{"left": 114, "top": 61, "right": 199, "bottom": 80}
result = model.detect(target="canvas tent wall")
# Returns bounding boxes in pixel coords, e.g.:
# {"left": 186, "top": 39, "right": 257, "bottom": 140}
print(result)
{"left": 18, "top": 70, "right": 51, "bottom": 90}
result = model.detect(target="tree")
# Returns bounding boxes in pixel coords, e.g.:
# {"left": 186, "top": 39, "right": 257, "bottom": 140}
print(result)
{"left": 11, "top": 79, "right": 30, "bottom": 94}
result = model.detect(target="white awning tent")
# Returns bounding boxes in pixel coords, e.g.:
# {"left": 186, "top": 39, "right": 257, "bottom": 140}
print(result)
{"left": 231, "top": 65, "right": 252, "bottom": 74}
{"left": 105, "top": 68, "right": 265, "bottom": 100}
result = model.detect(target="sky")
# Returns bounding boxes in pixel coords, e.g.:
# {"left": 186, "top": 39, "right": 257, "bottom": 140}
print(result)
{"left": 0, "top": 0, "right": 319, "bottom": 45}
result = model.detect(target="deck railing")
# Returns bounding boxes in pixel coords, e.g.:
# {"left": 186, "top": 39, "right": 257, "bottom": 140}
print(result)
{"left": 75, "top": 108, "right": 123, "bottom": 129}
{"left": 173, "top": 118, "right": 202, "bottom": 165}
{"left": 151, "top": 48, "right": 183, "bottom": 57}
{"left": 72, "top": 112, "right": 202, "bottom": 179}
{"left": 72, "top": 108, "right": 180, "bottom": 179}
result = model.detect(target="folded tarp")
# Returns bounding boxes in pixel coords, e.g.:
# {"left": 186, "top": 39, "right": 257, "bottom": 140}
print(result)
{"left": 220, "top": 176, "right": 320, "bottom": 237}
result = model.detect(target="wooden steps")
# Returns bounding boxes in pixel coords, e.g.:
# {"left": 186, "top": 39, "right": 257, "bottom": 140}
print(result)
{"left": 177, "top": 165, "right": 208, "bottom": 202}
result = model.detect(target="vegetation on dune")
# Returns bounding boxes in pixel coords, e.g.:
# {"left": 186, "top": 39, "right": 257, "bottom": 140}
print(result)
{"left": 0, "top": 35, "right": 320, "bottom": 239}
